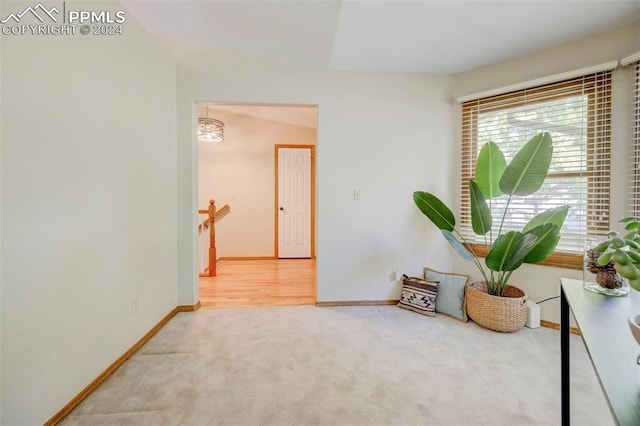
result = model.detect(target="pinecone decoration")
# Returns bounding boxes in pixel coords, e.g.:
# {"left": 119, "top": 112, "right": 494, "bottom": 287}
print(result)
{"left": 586, "top": 248, "right": 625, "bottom": 289}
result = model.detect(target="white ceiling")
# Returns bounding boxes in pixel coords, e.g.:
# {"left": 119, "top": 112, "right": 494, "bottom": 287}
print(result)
{"left": 123, "top": 0, "right": 640, "bottom": 74}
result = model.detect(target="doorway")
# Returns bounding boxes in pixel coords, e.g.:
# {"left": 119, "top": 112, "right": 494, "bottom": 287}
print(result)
{"left": 196, "top": 103, "right": 318, "bottom": 307}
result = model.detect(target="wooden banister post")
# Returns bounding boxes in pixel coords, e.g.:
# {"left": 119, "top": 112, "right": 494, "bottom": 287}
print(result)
{"left": 208, "top": 199, "right": 217, "bottom": 277}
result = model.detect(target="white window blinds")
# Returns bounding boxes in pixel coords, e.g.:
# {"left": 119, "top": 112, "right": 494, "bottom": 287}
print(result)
{"left": 631, "top": 61, "right": 640, "bottom": 216}
{"left": 460, "top": 71, "right": 612, "bottom": 256}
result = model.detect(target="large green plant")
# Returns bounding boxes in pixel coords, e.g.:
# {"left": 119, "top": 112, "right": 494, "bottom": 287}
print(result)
{"left": 413, "top": 132, "right": 569, "bottom": 296}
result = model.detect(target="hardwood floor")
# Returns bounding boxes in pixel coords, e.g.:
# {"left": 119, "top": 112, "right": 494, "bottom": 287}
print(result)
{"left": 199, "top": 259, "right": 316, "bottom": 308}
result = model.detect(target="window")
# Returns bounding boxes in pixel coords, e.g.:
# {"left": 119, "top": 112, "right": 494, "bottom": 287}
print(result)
{"left": 631, "top": 61, "right": 640, "bottom": 216}
{"left": 460, "top": 71, "right": 612, "bottom": 270}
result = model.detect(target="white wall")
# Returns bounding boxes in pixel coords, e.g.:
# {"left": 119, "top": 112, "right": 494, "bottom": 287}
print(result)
{"left": 198, "top": 108, "right": 316, "bottom": 257}
{"left": 0, "top": 1, "right": 3, "bottom": 420}
{"left": 452, "top": 22, "right": 640, "bottom": 323}
{"left": 177, "top": 49, "right": 454, "bottom": 305}
{"left": 0, "top": 1, "right": 177, "bottom": 423}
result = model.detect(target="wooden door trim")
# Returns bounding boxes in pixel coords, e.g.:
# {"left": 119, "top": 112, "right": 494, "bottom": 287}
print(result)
{"left": 274, "top": 144, "right": 316, "bottom": 259}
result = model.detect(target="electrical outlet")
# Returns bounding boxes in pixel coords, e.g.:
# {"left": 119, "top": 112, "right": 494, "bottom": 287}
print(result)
{"left": 353, "top": 189, "right": 360, "bottom": 201}
{"left": 390, "top": 267, "right": 399, "bottom": 282}
{"left": 131, "top": 297, "right": 138, "bottom": 314}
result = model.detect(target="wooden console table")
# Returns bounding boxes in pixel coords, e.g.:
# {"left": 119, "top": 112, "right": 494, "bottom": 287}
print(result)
{"left": 561, "top": 278, "right": 640, "bottom": 425}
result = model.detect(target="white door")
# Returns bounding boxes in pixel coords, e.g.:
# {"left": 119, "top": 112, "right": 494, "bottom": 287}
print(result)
{"left": 277, "top": 147, "right": 311, "bottom": 258}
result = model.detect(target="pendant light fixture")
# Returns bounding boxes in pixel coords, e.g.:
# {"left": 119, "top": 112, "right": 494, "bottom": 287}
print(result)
{"left": 198, "top": 106, "right": 224, "bottom": 143}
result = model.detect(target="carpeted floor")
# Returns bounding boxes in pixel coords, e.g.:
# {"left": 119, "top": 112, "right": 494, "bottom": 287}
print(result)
{"left": 61, "top": 305, "right": 613, "bottom": 425}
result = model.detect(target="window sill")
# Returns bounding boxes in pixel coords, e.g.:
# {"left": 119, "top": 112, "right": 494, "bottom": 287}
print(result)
{"left": 463, "top": 243, "right": 583, "bottom": 271}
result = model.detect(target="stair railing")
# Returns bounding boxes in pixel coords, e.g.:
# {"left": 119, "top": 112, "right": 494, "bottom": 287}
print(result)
{"left": 197, "top": 199, "right": 230, "bottom": 277}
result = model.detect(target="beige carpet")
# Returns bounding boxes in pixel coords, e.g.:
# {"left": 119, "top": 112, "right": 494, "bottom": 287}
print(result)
{"left": 61, "top": 305, "right": 613, "bottom": 425}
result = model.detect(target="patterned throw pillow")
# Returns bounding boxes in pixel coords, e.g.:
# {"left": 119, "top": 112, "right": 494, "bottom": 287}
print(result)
{"left": 397, "top": 275, "right": 439, "bottom": 316}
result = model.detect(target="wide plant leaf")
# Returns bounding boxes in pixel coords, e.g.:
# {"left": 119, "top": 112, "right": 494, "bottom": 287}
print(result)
{"left": 499, "top": 132, "right": 553, "bottom": 196}
{"left": 522, "top": 206, "right": 569, "bottom": 233}
{"left": 413, "top": 191, "right": 455, "bottom": 231}
{"left": 442, "top": 230, "right": 475, "bottom": 261}
{"left": 523, "top": 224, "right": 561, "bottom": 263}
{"left": 469, "top": 180, "right": 492, "bottom": 235}
{"left": 486, "top": 231, "right": 538, "bottom": 272}
{"left": 475, "top": 142, "right": 507, "bottom": 199}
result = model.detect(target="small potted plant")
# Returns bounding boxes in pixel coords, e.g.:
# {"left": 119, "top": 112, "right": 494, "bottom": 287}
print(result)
{"left": 414, "top": 132, "right": 570, "bottom": 332}
{"left": 589, "top": 217, "right": 640, "bottom": 294}
{"left": 591, "top": 218, "right": 640, "bottom": 352}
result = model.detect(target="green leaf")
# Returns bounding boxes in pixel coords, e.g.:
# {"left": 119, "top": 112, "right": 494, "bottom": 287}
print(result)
{"left": 505, "top": 233, "right": 538, "bottom": 270}
{"left": 629, "top": 278, "right": 640, "bottom": 292}
{"left": 469, "top": 180, "right": 492, "bottom": 235}
{"left": 620, "top": 217, "right": 636, "bottom": 223}
{"left": 628, "top": 251, "right": 640, "bottom": 264}
{"left": 475, "top": 142, "right": 507, "bottom": 199}
{"left": 598, "top": 250, "right": 614, "bottom": 266}
{"left": 626, "top": 221, "right": 640, "bottom": 231}
{"left": 612, "top": 237, "right": 625, "bottom": 248}
{"left": 626, "top": 239, "right": 640, "bottom": 250}
{"left": 616, "top": 262, "right": 640, "bottom": 280}
{"left": 523, "top": 224, "right": 561, "bottom": 263}
{"left": 413, "top": 191, "right": 455, "bottom": 231}
{"left": 441, "top": 230, "right": 475, "bottom": 261}
{"left": 499, "top": 132, "right": 553, "bottom": 196}
{"left": 486, "top": 231, "right": 538, "bottom": 272}
{"left": 596, "top": 240, "right": 612, "bottom": 252}
{"left": 522, "top": 206, "right": 569, "bottom": 233}
{"left": 614, "top": 249, "right": 629, "bottom": 265}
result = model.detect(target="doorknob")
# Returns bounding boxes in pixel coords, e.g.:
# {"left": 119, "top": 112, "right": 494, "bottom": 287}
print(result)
{"left": 279, "top": 207, "right": 284, "bottom": 211}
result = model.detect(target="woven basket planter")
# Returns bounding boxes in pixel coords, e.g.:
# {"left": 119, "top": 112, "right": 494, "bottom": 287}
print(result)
{"left": 466, "top": 281, "right": 527, "bottom": 332}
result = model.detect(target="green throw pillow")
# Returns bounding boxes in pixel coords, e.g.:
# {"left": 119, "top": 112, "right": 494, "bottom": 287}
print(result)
{"left": 423, "top": 268, "right": 470, "bottom": 322}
